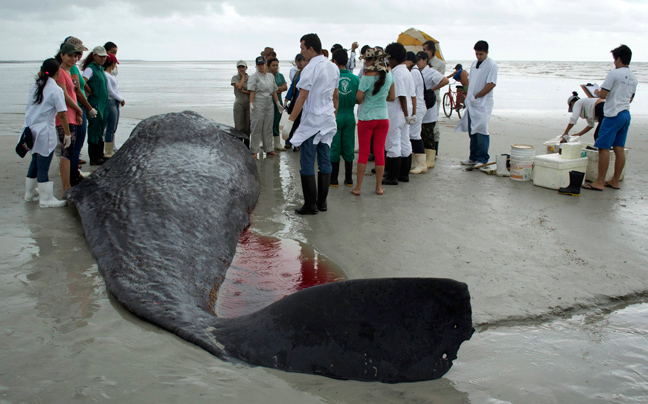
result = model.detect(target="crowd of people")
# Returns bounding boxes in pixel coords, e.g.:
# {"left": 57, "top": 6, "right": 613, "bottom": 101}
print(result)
{"left": 21, "top": 37, "right": 124, "bottom": 208}
{"left": 231, "top": 35, "right": 470, "bottom": 213}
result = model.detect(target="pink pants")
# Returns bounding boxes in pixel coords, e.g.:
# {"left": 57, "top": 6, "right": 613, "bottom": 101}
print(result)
{"left": 357, "top": 119, "right": 389, "bottom": 166}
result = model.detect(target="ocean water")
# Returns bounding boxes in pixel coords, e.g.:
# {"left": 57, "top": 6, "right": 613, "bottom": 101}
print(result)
{"left": 1, "top": 60, "right": 646, "bottom": 120}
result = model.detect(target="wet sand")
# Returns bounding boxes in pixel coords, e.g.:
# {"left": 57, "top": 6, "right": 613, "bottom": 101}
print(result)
{"left": 1, "top": 107, "right": 647, "bottom": 402}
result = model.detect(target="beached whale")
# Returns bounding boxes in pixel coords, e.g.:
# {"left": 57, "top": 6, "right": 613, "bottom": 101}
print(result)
{"left": 66, "top": 111, "right": 474, "bottom": 383}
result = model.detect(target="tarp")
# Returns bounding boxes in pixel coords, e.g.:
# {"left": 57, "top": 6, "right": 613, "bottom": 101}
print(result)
{"left": 397, "top": 28, "right": 445, "bottom": 62}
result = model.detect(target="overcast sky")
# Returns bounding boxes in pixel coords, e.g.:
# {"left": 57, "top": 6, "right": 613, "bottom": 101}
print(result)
{"left": 1, "top": 0, "right": 646, "bottom": 62}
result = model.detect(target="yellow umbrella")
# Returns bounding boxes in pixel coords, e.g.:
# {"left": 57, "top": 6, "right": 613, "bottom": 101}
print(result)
{"left": 397, "top": 28, "right": 445, "bottom": 62}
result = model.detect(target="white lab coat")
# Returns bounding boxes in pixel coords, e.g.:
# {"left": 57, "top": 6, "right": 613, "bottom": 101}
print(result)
{"left": 22, "top": 78, "right": 67, "bottom": 156}
{"left": 455, "top": 57, "right": 497, "bottom": 135}
{"left": 291, "top": 55, "right": 340, "bottom": 147}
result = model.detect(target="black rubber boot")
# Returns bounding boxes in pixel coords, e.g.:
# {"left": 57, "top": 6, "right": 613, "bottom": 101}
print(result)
{"left": 344, "top": 161, "right": 353, "bottom": 187}
{"left": 295, "top": 175, "right": 318, "bottom": 215}
{"left": 89, "top": 143, "right": 104, "bottom": 166}
{"left": 433, "top": 141, "right": 440, "bottom": 156}
{"left": 330, "top": 162, "right": 340, "bottom": 187}
{"left": 382, "top": 157, "right": 400, "bottom": 185}
{"left": 558, "top": 171, "right": 585, "bottom": 196}
{"left": 317, "top": 172, "right": 330, "bottom": 212}
{"left": 398, "top": 154, "right": 412, "bottom": 182}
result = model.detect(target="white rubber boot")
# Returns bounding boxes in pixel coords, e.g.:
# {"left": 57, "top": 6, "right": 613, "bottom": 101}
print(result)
{"left": 104, "top": 141, "right": 115, "bottom": 157}
{"left": 496, "top": 154, "right": 510, "bottom": 177}
{"left": 410, "top": 154, "right": 428, "bottom": 174}
{"left": 425, "top": 149, "right": 436, "bottom": 169}
{"left": 38, "top": 181, "right": 67, "bottom": 208}
{"left": 274, "top": 136, "right": 285, "bottom": 151}
{"left": 24, "top": 177, "right": 39, "bottom": 202}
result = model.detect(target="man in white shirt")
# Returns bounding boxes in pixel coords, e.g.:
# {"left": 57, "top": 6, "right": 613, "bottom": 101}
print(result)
{"left": 287, "top": 33, "right": 340, "bottom": 214}
{"left": 331, "top": 42, "right": 359, "bottom": 72}
{"left": 383, "top": 42, "right": 416, "bottom": 185}
{"left": 416, "top": 51, "right": 449, "bottom": 169}
{"left": 423, "top": 41, "right": 446, "bottom": 150}
{"left": 584, "top": 44, "right": 637, "bottom": 191}
{"left": 455, "top": 40, "right": 498, "bottom": 172}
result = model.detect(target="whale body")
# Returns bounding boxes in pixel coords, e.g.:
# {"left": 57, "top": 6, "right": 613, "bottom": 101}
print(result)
{"left": 66, "top": 111, "right": 474, "bottom": 383}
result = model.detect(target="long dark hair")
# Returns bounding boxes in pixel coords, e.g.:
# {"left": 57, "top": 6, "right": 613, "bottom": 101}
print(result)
{"left": 372, "top": 70, "right": 386, "bottom": 96}
{"left": 81, "top": 53, "right": 95, "bottom": 71}
{"left": 34, "top": 59, "right": 60, "bottom": 104}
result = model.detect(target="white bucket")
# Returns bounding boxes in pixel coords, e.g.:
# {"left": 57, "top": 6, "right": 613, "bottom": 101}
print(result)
{"left": 510, "top": 144, "right": 535, "bottom": 181}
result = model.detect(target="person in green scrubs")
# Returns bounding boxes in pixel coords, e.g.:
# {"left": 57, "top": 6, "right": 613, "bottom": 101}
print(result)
{"left": 330, "top": 49, "right": 359, "bottom": 187}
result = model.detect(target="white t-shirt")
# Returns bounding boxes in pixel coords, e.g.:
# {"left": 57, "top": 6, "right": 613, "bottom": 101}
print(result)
{"left": 289, "top": 66, "right": 298, "bottom": 83}
{"left": 388, "top": 64, "right": 414, "bottom": 117}
{"left": 23, "top": 78, "right": 67, "bottom": 156}
{"left": 601, "top": 66, "right": 637, "bottom": 117}
{"left": 410, "top": 66, "right": 426, "bottom": 117}
{"left": 421, "top": 66, "right": 444, "bottom": 123}
{"left": 569, "top": 98, "right": 598, "bottom": 127}
{"left": 82, "top": 67, "right": 93, "bottom": 80}
{"left": 104, "top": 72, "right": 124, "bottom": 102}
{"left": 291, "top": 54, "right": 340, "bottom": 146}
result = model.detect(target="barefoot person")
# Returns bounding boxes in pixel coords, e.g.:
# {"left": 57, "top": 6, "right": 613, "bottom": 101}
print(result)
{"left": 287, "top": 33, "right": 340, "bottom": 214}
{"left": 351, "top": 48, "right": 394, "bottom": 196}
{"left": 583, "top": 45, "right": 637, "bottom": 191}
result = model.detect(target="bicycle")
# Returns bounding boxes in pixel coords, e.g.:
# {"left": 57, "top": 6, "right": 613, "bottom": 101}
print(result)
{"left": 442, "top": 82, "right": 466, "bottom": 119}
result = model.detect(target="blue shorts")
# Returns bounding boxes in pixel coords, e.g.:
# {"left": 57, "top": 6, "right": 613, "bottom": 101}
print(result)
{"left": 594, "top": 110, "right": 631, "bottom": 150}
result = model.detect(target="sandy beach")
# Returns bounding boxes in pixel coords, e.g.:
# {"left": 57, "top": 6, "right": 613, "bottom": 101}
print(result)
{"left": 1, "top": 74, "right": 648, "bottom": 401}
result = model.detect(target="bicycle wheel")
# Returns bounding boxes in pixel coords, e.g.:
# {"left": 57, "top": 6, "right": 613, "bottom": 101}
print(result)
{"left": 456, "top": 103, "right": 464, "bottom": 119}
{"left": 443, "top": 93, "right": 453, "bottom": 118}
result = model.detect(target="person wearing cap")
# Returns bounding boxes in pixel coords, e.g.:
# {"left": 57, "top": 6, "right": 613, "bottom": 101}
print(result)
{"left": 423, "top": 40, "right": 446, "bottom": 155}
{"left": 81, "top": 46, "right": 110, "bottom": 165}
{"left": 103, "top": 53, "right": 124, "bottom": 158}
{"left": 455, "top": 40, "right": 498, "bottom": 171}
{"left": 232, "top": 60, "right": 251, "bottom": 147}
{"left": 63, "top": 36, "right": 96, "bottom": 186}
{"left": 329, "top": 49, "right": 359, "bottom": 187}
{"left": 104, "top": 42, "right": 118, "bottom": 75}
{"left": 330, "top": 42, "right": 359, "bottom": 71}
{"left": 286, "top": 33, "right": 340, "bottom": 215}
{"left": 54, "top": 43, "right": 84, "bottom": 196}
{"left": 447, "top": 63, "right": 468, "bottom": 109}
{"left": 416, "top": 51, "right": 449, "bottom": 168}
{"left": 563, "top": 91, "right": 605, "bottom": 141}
{"left": 267, "top": 57, "right": 288, "bottom": 151}
{"left": 248, "top": 55, "right": 281, "bottom": 158}
{"left": 289, "top": 53, "right": 305, "bottom": 83}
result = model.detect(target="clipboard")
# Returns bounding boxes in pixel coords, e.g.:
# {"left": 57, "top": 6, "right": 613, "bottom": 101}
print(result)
{"left": 580, "top": 83, "right": 600, "bottom": 98}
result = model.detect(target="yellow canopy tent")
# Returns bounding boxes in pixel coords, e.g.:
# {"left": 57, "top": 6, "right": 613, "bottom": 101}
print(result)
{"left": 397, "top": 28, "right": 445, "bottom": 62}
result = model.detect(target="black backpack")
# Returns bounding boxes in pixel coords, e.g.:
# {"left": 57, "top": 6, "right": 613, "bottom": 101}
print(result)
{"left": 419, "top": 70, "right": 436, "bottom": 109}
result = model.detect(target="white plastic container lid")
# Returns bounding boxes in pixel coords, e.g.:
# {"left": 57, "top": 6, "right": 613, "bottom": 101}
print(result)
{"left": 534, "top": 153, "right": 588, "bottom": 169}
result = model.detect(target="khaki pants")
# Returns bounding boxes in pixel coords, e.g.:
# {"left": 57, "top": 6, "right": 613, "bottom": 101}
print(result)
{"left": 233, "top": 101, "right": 250, "bottom": 135}
{"left": 250, "top": 97, "right": 274, "bottom": 153}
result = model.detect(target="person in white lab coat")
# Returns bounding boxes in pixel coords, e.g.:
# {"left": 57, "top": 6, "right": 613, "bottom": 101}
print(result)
{"left": 455, "top": 40, "right": 497, "bottom": 172}
{"left": 286, "top": 33, "right": 340, "bottom": 215}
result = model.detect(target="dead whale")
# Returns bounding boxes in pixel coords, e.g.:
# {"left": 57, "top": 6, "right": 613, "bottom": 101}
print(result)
{"left": 66, "top": 111, "right": 474, "bottom": 383}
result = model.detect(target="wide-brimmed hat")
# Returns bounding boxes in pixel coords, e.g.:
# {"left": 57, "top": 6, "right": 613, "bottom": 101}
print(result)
{"left": 92, "top": 46, "right": 108, "bottom": 57}
{"left": 236, "top": 60, "right": 247, "bottom": 67}
{"left": 65, "top": 36, "right": 88, "bottom": 51}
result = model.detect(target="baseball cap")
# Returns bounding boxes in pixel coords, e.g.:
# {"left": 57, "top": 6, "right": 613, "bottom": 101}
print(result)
{"left": 60, "top": 43, "right": 79, "bottom": 55}
{"left": 295, "top": 53, "right": 304, "bottom": 61}
{"left": 64, "top": 36, "right": 88, "bottom": 51}
{"left": 236, "top": 60, "right": 247, "bottom": 67}
{"left": 107, "top": 54, "right": 119, "bottom": 64}
{"left": 567, "top": 91, "right": 580, "bottom": 112}
{"left": 415, "top": 51, "right": 428, "bottom": 60}
{"left": 92, "top": 46, "right": 108, "bottom": 57}
{"left": 255, "top": 56, "right": 266, "bottom": 65}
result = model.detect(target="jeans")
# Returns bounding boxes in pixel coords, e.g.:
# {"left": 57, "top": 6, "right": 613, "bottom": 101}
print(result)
{"left": 105, "top": 99, "right": 120, "bottom": 143}
{"left": 468, "top": 113, "right": 490, "bottom": 163}
{"left": 71, "top": 109, "right": 87, "bottom": 178}
{"left": 299, "top": 134, "right": 332, "bottom": 176}
{"left": 27, "top": 152, "right": 54, "bottom": 182}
